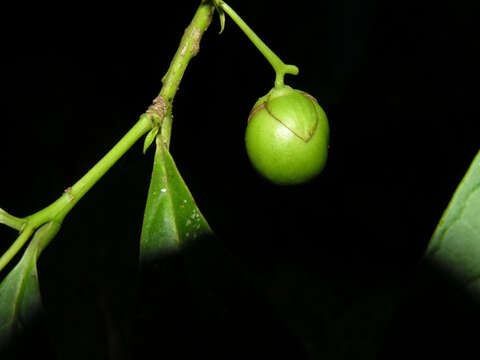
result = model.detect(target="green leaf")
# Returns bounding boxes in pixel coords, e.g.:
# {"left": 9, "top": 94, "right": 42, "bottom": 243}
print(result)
{"left": 143, "top": 127, "right": 159, "bottom": 154}
{"left": 0, "top": 221, "right": 60, "bottom": 349}
{"left": 425, "top": 149, "right": 480, "bottom": 297}
{"left": 214, "top": 0, "right": 225, "bottom": 34}
{"left": 140, "top": 139, "right": 213, "bottom": 265}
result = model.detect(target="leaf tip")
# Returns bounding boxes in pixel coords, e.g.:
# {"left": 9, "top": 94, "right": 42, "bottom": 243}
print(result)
{"left": 214, "top": 1, "right": 226, "bottom": 34}
{"left": 143, "top": 127, "right": 159, "bottom": 154}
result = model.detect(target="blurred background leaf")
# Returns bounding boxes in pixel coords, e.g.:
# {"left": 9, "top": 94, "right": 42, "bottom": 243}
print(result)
{"left": 0, "top": 0, "right": 478, "bottom": 359}
{"left": 425, "top": 150, "right": 480, "bottom": 295}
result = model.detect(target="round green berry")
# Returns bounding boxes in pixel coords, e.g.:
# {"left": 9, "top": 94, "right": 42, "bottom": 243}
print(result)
{"left": 245, "top": 86, "right": 329, "bottom": 185}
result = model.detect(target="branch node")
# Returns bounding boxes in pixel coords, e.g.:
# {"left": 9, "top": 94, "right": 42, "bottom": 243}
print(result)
{"left": 147, "top": 95, "right": 168, "bottom": 126}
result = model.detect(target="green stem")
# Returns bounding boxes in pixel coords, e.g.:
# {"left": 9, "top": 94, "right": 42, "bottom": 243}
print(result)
{"left": 29, "top": 113, "right": 152, "bottom": 226}
{"left": 160, "top": 0, "right": 214, "bottom": 147}
{"left": 218, "top": 1, "right": 299, "bottom": 88}
{"left": 62, "top": 115, "right": 152, "bottom": 216}
{"left": 0, "top": 0, "right": 216, "bottom": 274}
{"left": 0, "top": 116, "right": 152, "bottom": 273}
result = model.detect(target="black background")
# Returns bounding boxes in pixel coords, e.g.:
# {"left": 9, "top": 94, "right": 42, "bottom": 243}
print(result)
{"left": 1, "top": 0, "right": 479, "bottom": 358}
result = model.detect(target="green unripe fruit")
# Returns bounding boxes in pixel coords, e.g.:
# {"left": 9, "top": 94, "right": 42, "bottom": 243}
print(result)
{"left": 245, "top": 86, "right": 329, "bottom": 185}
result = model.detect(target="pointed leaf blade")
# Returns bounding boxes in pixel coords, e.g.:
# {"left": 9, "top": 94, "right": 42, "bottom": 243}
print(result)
{"left": 0, "top": 221, "right": 60, "bottom": 350}
{"left": 140, "top": 140, "right": 212, "bottom": 265}
{"left": 425, "top": 149, "right": 480, "bottom": 297}
{"left": 0, "top": 254, "right": 41, "bottom": 348}
{"left": 214, "top": 0, "right": 225, "bottom": 34}
{"left": 143, "top": 127, "right": 159, "bottom": 154}
{"left": 217, "top": 7, "right": 225, "bottom": 34}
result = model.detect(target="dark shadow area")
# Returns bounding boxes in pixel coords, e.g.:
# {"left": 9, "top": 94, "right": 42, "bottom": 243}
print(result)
{"left": 0, "top": 0, "right": 479, "bottom": 358}
{"left": 4, "top": 232, "right": 480, "bottom": 359}
{"left": 381, "top": 260, "right": 480, "bottom": 359}
{"left": 0, "top": 310, "right": 56, "bottom": 357}
{"left": 134, "top": 234, "right": 309, "bottom": 359}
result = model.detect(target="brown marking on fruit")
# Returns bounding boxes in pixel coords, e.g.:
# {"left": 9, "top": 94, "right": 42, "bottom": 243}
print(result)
{"left": 264, "top": 99, "right": 311, "bottom": 142}
{"left": 299, "top": 91, "right": 318, "bottom": 103}
{"left": 299, "top": 92, "right": 320, "bottom": 140}
{"left": 247, "top": 102, "right": 266, "bottom": 123}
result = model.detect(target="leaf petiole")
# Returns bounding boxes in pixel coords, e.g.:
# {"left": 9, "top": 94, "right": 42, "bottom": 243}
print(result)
{"left": 0, "top": 209, "right": 26, "bottom": 231}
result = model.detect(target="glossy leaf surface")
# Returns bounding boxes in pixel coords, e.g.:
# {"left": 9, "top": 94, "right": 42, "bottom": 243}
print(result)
{"left": 425, "top": 150, "right": 480, "bottom": 297}
{"left": 0, "top": 222, "right": 60, "bottom": 349}
{"left": 140, "top": 138, "right": 212, "bottom": 264}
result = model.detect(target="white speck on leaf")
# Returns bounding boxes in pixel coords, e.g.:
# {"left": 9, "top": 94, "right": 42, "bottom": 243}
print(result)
{"left": 161, "top": 188, "right": 167, "bottom": 193}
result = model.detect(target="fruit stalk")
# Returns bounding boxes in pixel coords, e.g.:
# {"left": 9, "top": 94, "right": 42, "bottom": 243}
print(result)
{"left": 217, "top": 1, "right": 299, "bottom": 88}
